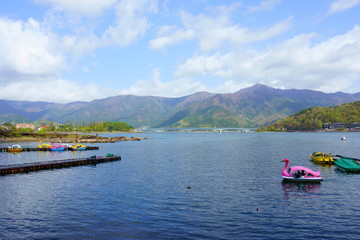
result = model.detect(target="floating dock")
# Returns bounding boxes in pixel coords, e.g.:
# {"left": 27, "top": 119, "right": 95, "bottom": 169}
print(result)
{"left": 0, "top": 146, "right": 99, "bottom": 152}
{"left": 0, "top": 155, "right": 120, "bottom": 175}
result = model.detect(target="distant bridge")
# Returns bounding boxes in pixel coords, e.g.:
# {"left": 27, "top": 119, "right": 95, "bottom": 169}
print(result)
{"left": 134, "top": 127, "right": 253, "bottom": 133}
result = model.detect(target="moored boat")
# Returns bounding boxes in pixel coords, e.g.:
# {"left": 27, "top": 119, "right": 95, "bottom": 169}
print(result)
{"left": 63, "top": 144, "right": 71, "bottom": 149}
{"left": 49, "top": 143, "right": 65, "bottom": 151}
{"left": 281, "top": 159, "right": 322, "bottom": 183}
{"left": 334, "top": 156, "right": 360, "bottom": 172}
{"left": 71, "top": 144, "right": 86, "bottom": 150}
{"left": 8, "top": 145, "right": 22, "bottom": 153}
{"left": 310, "top": 152, "right": 336, "bottom": 164}
{"left": 38, "top": 141, "right": 52, "bottom": 148}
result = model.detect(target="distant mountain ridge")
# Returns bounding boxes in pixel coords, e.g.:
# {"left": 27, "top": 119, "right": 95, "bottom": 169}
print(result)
{"left": 1, "top": 84, "right": 360, "bottom": 128}
{"left": 158, "top": 84, "right": 360, "bottom": 128}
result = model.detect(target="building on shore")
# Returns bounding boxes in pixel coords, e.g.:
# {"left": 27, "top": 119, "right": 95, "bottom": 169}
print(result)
{"left": 323, "top": 122, "right": 345, "bottom": 129}
{"left": 323, "top": 122, "right": 360, "bottom": 130}
{"left": 348, "top": 122, "right": 360, "bottom": 130}
{"left": 37, "top": 124, "right": 48, "bottom": 131}
{"left": 16, "top": 123, "right": 35, "bottom": 130}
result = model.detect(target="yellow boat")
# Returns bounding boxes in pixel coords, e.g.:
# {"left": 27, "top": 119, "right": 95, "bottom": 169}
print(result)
{"left": 71, "top": 144, "right": 86, "bottom": 150}
{"left": 38, "top": 141, "right": 52, "bottom": 148}
{"left": 310, "top": 152, "right": 336, "bottom": 164}
{"left": 8, "top": 145, "right": 23, "bottom": 153}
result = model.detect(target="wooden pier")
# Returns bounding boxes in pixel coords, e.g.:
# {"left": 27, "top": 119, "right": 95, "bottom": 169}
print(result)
{"left": 0, "top": 146, "right": 99, "bottom": 152}
{"left": 0, "top": 155, "right": 121, "bottom": 175}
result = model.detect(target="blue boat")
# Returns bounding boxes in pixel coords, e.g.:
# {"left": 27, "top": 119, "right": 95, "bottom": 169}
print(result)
{"left": 50, "top": 143, "right": 65, "bottom": 151}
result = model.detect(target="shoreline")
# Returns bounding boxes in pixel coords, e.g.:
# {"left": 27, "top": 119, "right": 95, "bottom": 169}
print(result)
{"left": 0, "top": 132, "right": 148, "bottom": 143}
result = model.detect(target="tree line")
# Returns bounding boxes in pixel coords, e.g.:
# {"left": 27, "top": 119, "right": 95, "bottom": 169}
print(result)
{"left": 257, "top": 101, "right": 360, "bottom": 131}
{"left": 1, "top": 121, "right": 134, "bottom": 132}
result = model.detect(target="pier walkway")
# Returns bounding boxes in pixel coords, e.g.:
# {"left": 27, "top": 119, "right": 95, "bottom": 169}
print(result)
{"left": 0, "top": 155, "right": 121, "bottom": 175}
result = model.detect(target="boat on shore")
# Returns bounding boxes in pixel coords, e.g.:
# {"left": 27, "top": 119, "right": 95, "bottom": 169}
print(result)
{"left": 334, "top": 156, "right": 360, "bottom": 172}
{"left": 281, "top": 159, "right": 322, "bottom": 183}
{"left": 310, "top": 152, "right": 336, "bottom": 164}
{"left": 8, "top": 145, "right": 23, "bottom": 153}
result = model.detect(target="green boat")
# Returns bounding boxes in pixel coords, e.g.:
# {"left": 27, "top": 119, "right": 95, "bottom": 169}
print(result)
{"left": 334, "top": 156, "right": 360, "bottom": 172}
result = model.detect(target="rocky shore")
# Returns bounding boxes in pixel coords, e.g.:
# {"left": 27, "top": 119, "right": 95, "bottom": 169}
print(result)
{"left": 76, "top": 136, "right": 146, "bottom": 143}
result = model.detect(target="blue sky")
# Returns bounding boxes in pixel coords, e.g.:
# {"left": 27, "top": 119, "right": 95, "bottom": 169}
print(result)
{"left": 0, "top": 0, "right": 360, "bottom": 103}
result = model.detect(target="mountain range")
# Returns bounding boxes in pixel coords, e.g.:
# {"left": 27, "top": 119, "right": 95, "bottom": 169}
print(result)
{"left": 1, "top": 84, "right": 360, "bottom": 128}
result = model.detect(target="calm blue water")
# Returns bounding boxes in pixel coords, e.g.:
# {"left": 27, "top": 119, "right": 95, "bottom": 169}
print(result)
{"left": 1, "top": 132, "right": 360, "bottom": 240}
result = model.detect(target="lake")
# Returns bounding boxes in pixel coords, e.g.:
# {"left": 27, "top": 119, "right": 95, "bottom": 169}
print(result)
{"left": 1, "top": 132, "right": 360, "bottom": 239}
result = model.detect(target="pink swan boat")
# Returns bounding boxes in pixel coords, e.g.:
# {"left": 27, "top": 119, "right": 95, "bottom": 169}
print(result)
{"left": 49, "top": 143, "right": 65, "bottom": 151}
{"left": 281, "top": 159, "right": 322, "bottom": 182}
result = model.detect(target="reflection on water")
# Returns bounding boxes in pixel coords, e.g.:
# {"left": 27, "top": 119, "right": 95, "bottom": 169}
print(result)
{"left": 310, "top": 162, "right": 334, "bottom": 168}
{"left": 281, "top": 182, "right": 322, "bottom": 200}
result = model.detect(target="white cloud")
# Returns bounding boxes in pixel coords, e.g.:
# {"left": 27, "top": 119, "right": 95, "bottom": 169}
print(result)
{"left": 37, "top": 0, "right": 158, "bottom": 56}
{"left": 0, "top": 17, "right": 65, "bottom": 83}
{"left": 175, "top": 54, "right": 225, "bottom": 77}
{"left": 102, "top": 0, "right": 157, "bottom": 47}
{"left": 175, "top": 25, "right": 360, "bottom": 94}
{"left": 186, "top": 13, "right": 292, "bottom": 52}
{"left": 60, "top": 34, "right": 99, "bottom": 59}
{"left": 327, "top": 0, "right": 360, "bottom": 15}
{"left": 33, "top": 0, "right": 116, "bottom": 17}
{"left": 149, "top": 27, "right": 194, "bottom": 50}
{"left": 0, "top": 78, "right": 118, "bottom": 103}
{"left": 150, "top": 11, "right": 292, "bottom": 52}
{"left": 0, "top": 0, "right": 158, "bottom": 85}
{"left": 120, "top": 68, "right": 206, "bottom": 97}
{"left": 247, "top": 0, "right": 281, "bottom": 13}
